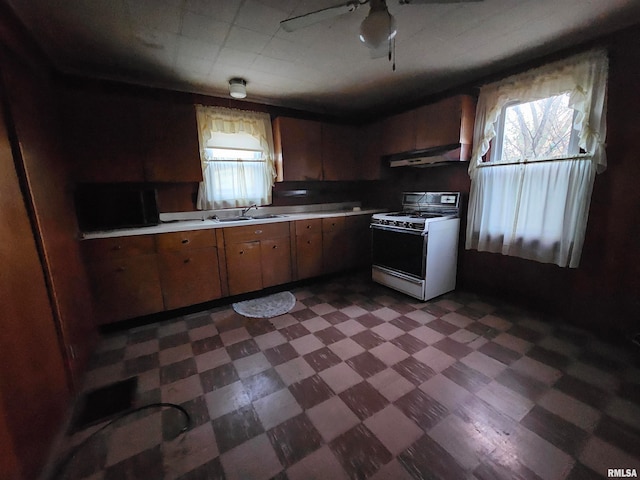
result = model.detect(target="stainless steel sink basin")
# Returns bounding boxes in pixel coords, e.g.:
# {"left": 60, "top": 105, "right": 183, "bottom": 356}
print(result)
{"left": 213, "top": 214, "right": 287, "bottom": 222}
{"left": 216, "top": 216, "right": 253, "bottom": 222}
{"left": 250, "top": 214, "right": 286, "bottom": 219}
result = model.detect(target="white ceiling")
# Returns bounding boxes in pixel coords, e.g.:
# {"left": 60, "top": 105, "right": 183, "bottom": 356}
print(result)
{"left": 6, "top": 0, "right": 640, "bottom": 115}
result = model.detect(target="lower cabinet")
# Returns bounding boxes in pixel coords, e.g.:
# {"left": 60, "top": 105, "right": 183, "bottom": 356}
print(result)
{"left": 82, "top": 236, "right": 164, "bottom": 324}
{"left": 345, "top": 214, "right": 372, "bottom": 268}
{"left": 261, "top": 237, "right": 293, "bottom": 288}
{"left": 224, "top": 222, "right": 292, "bottom": 296}
{"left": 156, "top": 230, "right": 222, "bottom": 310}
{"left": 295, "top": 219, "right": 323, "bottom": 280}
{"left": 81, "top": 214, "right": 373, "bottom": 324}
{"left": 322, "top": 217, "right": 346, "bottom": 274}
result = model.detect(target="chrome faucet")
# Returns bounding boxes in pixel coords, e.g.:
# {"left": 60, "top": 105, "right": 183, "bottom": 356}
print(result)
{"left": 241, "top": 204, "right": 258, "bottom": 216}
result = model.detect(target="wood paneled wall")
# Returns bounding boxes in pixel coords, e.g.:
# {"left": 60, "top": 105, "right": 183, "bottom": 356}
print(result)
{"left": 0, "top": 2, "right": 97, "bottom": 478}
{"left": 387, "top": 25, "right": 640, "bottom": 340}
{"left": 0, "top": 76, "right": 70, "bottom": 480}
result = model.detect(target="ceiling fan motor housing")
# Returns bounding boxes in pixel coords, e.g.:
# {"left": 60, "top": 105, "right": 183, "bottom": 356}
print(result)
{"left": 360, "top": 0, "right": 397, "bottom": 49}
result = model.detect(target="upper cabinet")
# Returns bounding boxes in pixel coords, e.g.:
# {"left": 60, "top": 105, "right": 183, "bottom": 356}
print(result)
{"left": 357, "top": 120, "right": 384, "bottom": 180}
{"left": 273, "top": 95, "right": 474, "bottom": 182}
{"left": 378, "top": 94, "right": 476, "bottom": 158}
{"left": 273, "top": 116, "right": 322, "bottom": 181}
{"left": 273, "top": 116, "right": 359, "bottom": 181}
{"left": 63, "top": 89, "right": 146, "bottom": 182}
{"left": 141, "top": 99, "right": 203, "bottom": 183}
{"left": 322, "top": 123, "right": 358, "bottom": 181}
{"left": 414, "top": 94, "right": 476, "bottom": 153}
{"left": 62, "top": 88, "right": 202, "bottom": 183}
{"left": 380, "top": 110, "right": 416, "bottom": 156}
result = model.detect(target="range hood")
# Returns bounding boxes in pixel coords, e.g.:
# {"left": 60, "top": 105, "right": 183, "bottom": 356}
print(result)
{"left": 389, "top": 143, "right": 471, "bottom": 168}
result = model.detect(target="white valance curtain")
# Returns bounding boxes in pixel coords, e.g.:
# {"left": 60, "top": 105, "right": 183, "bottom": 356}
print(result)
{"left": 196, "top": 105, "right": 276, "bottom": 210}
{"left": 466, "top": 49, "right": 608, "bottom": 268}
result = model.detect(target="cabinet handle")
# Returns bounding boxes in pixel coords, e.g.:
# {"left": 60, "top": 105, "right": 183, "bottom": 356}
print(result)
{"left": 116, "top": 266, "right": 126, "bottom": 272}
{"left": 307, "top": 240, "right": 311, "bottom": 245}
{"left": 254, "top": 229, "right": 263, "bottom": 235}
{"left": 239, "top": 250, "right": 244, "bottom": 255}
{"left": 306, "top": 225, "right": 311, "bottom": 229}
{"left": 272, "top": 245, "right": 278, "bottom": 249}
{"left": 184, "top": 258, "right": 191, "bottom": 264}
{"left": 113, "top": 245, "right": 122, "bottom": 250}
{"left": 181, "top": 239, "right": 190, "bottom": 244}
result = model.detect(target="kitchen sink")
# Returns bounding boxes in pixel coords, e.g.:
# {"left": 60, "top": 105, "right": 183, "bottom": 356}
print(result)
{"left": 216, "top": 216, "right": 253, "bottom": 222}
{"left": 214, "top": 214, "right": 286, "bottom": 222}
{"left": 249, "top": 214, "right": 286, "bottom": 219}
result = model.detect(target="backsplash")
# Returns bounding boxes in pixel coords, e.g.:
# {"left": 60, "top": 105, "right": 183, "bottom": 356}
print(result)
{"left": 155, "top": 180, "right": 385, "bottom": 213}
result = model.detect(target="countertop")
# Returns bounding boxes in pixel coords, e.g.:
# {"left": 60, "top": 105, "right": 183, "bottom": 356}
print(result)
{"left": 81, "top": 208, "right": 385, "bottom": 240}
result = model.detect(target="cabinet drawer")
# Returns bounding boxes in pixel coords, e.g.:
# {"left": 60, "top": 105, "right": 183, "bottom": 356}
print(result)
{"left": 322, "top": 216, "right": 344, "bottom": 232}
{"left": 295, "top": 218, "right": 322, "bottom": 236}
{"left": 156, "top": 229, "right": 216, "bottom": 251}
{"left": 224, "top": 222, "right": 290, "bottom": 244}
{"left": 82, "top": 235, "right": 156, "bottom": 261}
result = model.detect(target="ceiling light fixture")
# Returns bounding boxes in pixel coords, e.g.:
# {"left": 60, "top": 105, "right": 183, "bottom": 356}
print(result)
{"left": 229, "top": 78, "right": 247, "bottom": 99}
{"left": 359, "top": 0, "right": 396, "bottom": 50}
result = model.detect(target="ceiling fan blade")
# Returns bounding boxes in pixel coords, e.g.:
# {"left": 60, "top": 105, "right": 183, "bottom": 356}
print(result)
{"left": 399, "top": 0, "right": 482, "bottom": 4}
{"left": 280, "top": 1, "right": 361, "bottom": 32}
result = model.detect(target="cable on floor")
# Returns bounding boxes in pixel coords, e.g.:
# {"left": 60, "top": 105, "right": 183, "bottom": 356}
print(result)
{"left": 52, "top": 402, "right": 191, "bottom": 480}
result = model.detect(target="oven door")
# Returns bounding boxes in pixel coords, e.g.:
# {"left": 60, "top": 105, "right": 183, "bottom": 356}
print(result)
{"left": 371, "top": 225, "right": 426, "bottom": 279}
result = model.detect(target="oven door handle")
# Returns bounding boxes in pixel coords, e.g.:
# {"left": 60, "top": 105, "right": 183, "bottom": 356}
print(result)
{"left": 370, "top": 224, "right": 426, "bottom": 236}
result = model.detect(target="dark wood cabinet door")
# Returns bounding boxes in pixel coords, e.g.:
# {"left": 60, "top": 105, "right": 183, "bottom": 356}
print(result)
{"left": 87, "top": 254, "right": 164, "bottom": 324}
{"left": 225, "top": 241, "right": 262, "bottom": 295}
{"left": 414, "top": 94, "right": 476, "bottom": 155}
{"left": 344, "top": 215, "right": 372, "bottom": 268}
{"left": 415, "top": 96, "right": 463, "bottom": 150}
{"left": 322, "top": 230, "right": 346, "bottom": 274}
{"left": 62, "top": 89, "right": 146, "bottom": 182}
{"left": 158, "top": 247, "right": 221, "bottom": 310}
{"left": 380, "top": 110, "right": 416, "bottom": 156}
{"left": 357, "top": 121, "right": 384, "bottom": 180}
{"left": 296, "top": 233, "right": 323, "bottom": 280}
{"left": 273, "top": 117, "right": 322, "bottom": 181}
{"left": 261, "top": 237, "right": 292, "bottom": 288}
{"left": 322, "top": 217, "right": 346, "bottom": 274}
{"left": 322, "top": 123, "right": 358, "bottom": 180}
{"left": 142, "top": 100, "right": 202, "bottom": 182}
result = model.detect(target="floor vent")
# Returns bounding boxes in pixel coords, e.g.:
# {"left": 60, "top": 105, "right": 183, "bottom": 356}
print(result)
{"left": 69, "top": 377, "right": 138, "bottom": 433}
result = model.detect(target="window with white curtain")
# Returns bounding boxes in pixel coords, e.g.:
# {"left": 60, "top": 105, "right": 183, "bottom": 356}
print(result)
{"left": 466, "top": 49, "right": 608, "bottom": 268}
{"left": 195, "top": 105, "right": 276, "bottom": 210}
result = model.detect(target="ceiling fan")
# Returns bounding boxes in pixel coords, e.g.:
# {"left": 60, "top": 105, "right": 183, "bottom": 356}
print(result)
{"left": 281, "top": 0, "right": 483, "bottom": 68}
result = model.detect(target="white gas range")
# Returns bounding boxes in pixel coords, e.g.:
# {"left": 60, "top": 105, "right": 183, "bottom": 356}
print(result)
{"left": 370, "top": 192, "right": 461, "bottom": 301}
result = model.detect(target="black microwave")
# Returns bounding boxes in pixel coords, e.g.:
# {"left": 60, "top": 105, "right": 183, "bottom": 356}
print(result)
{"left": 75, "top": 183, "right": 160, "bottom": 232}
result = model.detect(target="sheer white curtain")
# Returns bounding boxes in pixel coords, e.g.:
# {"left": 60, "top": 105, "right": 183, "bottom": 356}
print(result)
{"left": 196, "top": 106, "right": 276, "bottom": 210}
{"left": 466, "top": 49, "right": 608, "bottom": 268}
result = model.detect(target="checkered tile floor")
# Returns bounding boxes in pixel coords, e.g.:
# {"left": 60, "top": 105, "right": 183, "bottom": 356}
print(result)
{"left": 59, "top": 271, "right": 640, "bottom": 480}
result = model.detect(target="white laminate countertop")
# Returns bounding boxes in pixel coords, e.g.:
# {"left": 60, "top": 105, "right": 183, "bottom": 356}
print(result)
{"left": 81, "top": 208, "right": 385, "bottom": 240}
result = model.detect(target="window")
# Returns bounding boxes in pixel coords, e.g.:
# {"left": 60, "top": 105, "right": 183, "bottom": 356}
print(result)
{"left": 195, "top": 106, "right": 276, "bottom": 210}
{"left": 466, "top": 50, "right": 608, "bottom": 268}
{"left": 493, "top": 93, "right": 579, "bottom": 163}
